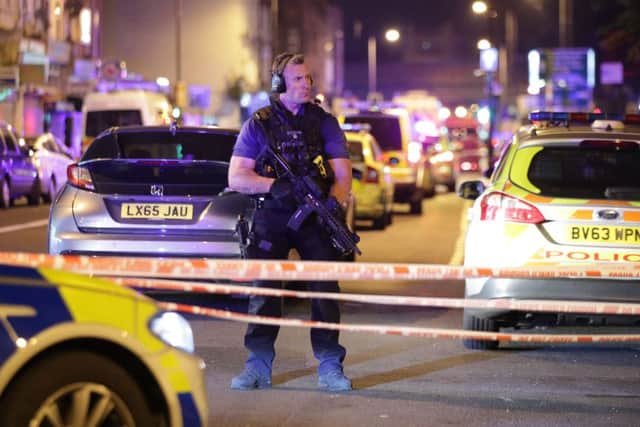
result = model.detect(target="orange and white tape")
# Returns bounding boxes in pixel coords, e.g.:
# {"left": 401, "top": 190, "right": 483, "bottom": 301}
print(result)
{"left": 2, "top": 250, "right": 637, "bottom": 344}
{"left": 113, "top": 277, "right": 640, "bottom": 316}
{"left": 161, "top": 301, "right": 640, "bottom": 344}
{"left": 2, "top": 251, "right": 640, "bottom": 281}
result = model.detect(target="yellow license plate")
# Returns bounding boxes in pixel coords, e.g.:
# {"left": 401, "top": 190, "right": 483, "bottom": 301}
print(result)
{"left": 568, "top": 225, "right": 640, "bottom": 244}
{"left": 121, "top": 203, "right": 193, "bottom": 220}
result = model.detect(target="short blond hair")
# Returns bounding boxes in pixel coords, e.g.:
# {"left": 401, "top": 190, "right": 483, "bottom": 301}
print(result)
{"left": 272, "top": 53, "right": 305, "bottom": 75}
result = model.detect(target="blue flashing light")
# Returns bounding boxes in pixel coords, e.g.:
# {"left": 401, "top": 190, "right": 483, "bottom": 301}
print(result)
{"left": 340, "top": 123, "right": 372, "bottom": 132}
{"left": 528, "top": 111, "right": 626, "bottom": 123}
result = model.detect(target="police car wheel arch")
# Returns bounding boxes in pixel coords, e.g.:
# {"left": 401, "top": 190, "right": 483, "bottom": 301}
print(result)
{"left": 0, "top": 349, "right": 163, "bottom": 426}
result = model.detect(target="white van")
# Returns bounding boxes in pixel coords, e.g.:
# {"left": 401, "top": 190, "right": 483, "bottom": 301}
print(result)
{"left": 81, "top": 90, "right": 172, "bottom": 152}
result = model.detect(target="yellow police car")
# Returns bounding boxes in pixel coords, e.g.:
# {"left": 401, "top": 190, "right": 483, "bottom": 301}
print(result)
{"left": 459, "top": 112, "right": 640, "bottom": 350}
{"left": 343, "top": 124, "right": 394, "bottom": 229}
{"left": 0, "top": 263, "right": 207, "bottom": 426}
{"left": 343, "top": 108, "right": 434, "bottom": 214}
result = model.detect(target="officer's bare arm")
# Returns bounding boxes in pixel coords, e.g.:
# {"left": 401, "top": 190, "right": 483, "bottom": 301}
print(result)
{"left": 228, "top": 156, "right": 275, "bottom": 194}
{"left": 328, "top": 158, "right": 352, "bottom": 207}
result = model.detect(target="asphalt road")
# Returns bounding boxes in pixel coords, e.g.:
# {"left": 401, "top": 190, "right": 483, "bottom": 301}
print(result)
{"left": 1, "top": 193, "right": 639, "bottom": 426}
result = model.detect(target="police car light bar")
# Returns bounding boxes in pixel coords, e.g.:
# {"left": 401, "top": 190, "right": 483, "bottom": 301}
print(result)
{"left": 340, "top": 123, "right": 372, "bottom": 132}
{"left": 529, "top": 111, "right": 640, "bottom": 124}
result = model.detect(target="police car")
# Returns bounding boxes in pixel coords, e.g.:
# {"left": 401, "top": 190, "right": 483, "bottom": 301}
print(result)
{"left": 459, "top": 112, "right": 640, "bottom": 350}
{"left": 342, "top": 123, "right": 395, "bottom": 229}
{"left": 0, "top": 263, "right": 207, "bottom": 426}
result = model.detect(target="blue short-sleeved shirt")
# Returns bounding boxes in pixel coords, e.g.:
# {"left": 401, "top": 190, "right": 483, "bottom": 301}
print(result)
{"left": 233, "top": 102, "right": 349, "bottom": 161}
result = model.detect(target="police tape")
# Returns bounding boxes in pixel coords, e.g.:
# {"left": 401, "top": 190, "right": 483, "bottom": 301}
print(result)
{"left": 2, "top": 251, "right": 640, "bottom": 281}
{"left": 159, "top": 301, "right": 640, "bottom": 344}
{"left": 112, "top": 277, "right": 640, "bottom": 316}
{"left": 3, "top": 250, "right": 639, "bottom": 343}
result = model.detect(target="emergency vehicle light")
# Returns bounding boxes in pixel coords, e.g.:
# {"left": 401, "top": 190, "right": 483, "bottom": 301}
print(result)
{"left": 340, "top": 123, "right": 372, "bottom": 132}
{"left": 528, "top": 111, "right": 640, "bottom": 125}
{"left": 529, "top": 111, "right": 624, "bottom": 123}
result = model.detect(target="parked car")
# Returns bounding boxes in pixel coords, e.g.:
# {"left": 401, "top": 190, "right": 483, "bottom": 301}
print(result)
{"left": 458, "top": 111, "right": 640, "bottom": 350}
{"left": 22, "top": 132, "right": 74, "bottom": 203}
{"left": 343, "top": 124, "right": 394, "bottom": 229}
{"left": 0, "top": 122, "right": 41, "bottom": 208}
{"left": 343, "top": 109, "right": 435, "bottom": 214}
{"left": 49, "top": 124, "right": 254, "bottom": 259}
{"left": 0, "top": 262, "right": 207, "bottom": 426}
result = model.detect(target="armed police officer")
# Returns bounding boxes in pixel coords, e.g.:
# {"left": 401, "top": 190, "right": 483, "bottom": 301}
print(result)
{"left": 228, "top": 52, "right": 354, "bottom": 392}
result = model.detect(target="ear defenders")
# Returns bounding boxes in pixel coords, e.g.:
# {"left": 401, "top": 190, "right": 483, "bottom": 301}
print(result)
{"left": 271, "top": 53, "right": 294, "bottom": 93}
{"left": 270, "top": 53, "right": 313, "bottom": 93}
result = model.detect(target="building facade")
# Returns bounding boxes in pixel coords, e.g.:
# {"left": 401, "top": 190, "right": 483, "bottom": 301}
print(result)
{"left": 100, "top": 0, "right": 343, "bottom": 127}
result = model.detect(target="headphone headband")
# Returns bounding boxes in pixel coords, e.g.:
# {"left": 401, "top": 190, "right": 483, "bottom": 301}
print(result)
{"left": 271, "top": 52, "right": 296, "bottom": 93}
{"left": 274, "top": 53, "right": 295, "bottom": 75}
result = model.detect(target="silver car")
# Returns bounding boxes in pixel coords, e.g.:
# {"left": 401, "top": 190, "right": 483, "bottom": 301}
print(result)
{"left": 49, "top": 124, "right": 254, "bottom": 259}
{"left": 23, "top": 133, "right": 74, "bottom": 203}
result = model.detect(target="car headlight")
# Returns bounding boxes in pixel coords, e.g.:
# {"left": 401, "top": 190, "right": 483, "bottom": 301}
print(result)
{"left": 149, "top": 311, "right": 195, "bottom": 353}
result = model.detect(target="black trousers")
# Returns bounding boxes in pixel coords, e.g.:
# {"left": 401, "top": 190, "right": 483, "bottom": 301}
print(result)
{"left": 243, "top": 207, "right": 347, "bottom": 376}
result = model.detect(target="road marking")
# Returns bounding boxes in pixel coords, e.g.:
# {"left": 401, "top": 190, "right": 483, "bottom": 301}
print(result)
{"left": 0, "top": 219, "right": 48, "bottom": 234}
{"left": 448, "top": 200, "right": 472, "bottom": 265}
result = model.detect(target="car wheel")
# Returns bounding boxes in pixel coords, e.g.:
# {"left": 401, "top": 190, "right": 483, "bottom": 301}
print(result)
{"left": 0, "top": 350, "right": 163, "bottom": 427}
{"left": 372, "top": 213, "right": 386, "bottom": 230}
{"left": 423, "top": 185, "right": 436, "bottom": 198}
{"left": 0, "top": 178, "right": 9, "bottom": 209}
{"left": 462, "top": 309, "right": 499, "bottom": 350}
{"left": 422, "top": 170, "right": 436, "bottom": 198}
{"left": 409, "top": 199, "right": 422, "bottom": 215}
{"left": 27, "top": 178, "right": 42, "bottom": 206}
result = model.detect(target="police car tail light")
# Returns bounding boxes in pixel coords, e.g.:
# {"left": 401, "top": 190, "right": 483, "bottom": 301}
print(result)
{"left": 479, "top": 192, "right": 544, "bottom": 223}
{"left": 460, "top": 160, "right": 479, "bottom": 171}
{"left": 364, "top": 166, "right": 379, "bottom": 183}
{"left": 67, "top": 164, "right": 95, "bottom": 191}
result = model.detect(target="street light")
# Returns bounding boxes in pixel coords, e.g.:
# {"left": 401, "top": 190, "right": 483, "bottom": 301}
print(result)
{"left": 471, "top": 1, "right": 488, "bottom": 15}
{"left": 477, "top": 38, "right": 491, "bottom": 50}
{"left": 471, "top": 1, "right": 497, "bottom": 18}
{"left": 368, "top": 28, "right": 400, "bottom": 99}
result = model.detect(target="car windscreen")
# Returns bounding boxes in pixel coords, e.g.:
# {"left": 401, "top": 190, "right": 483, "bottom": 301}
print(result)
{"left": 343, "top": 116, "right": 402, "bottom": 151}
{"left": 85, "top": 110, "right": 143, "bottom": 137}
{"left": 522, "top": 143, "right": 640, "bottom": 200}
{"left": 82, "top": 131, "right": 237, "bottom": 162}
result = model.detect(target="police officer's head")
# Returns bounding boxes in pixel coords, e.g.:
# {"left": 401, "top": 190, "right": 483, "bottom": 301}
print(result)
{"left": 271, "top": 52, "right": 313, "bottom": 105}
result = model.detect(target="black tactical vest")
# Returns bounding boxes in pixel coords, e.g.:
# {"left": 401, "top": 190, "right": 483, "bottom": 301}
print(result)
{"left": 254, "top": 101, "right": 335, "bottom": 196}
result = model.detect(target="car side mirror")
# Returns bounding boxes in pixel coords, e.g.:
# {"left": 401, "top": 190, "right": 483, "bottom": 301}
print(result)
{"left": 457, "top": 180, "right": 485, "bottom": 200}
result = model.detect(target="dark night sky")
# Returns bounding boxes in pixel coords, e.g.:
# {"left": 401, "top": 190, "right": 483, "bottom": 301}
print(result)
{"left": 337, "top": 0, "right": 625, "bottom": 62}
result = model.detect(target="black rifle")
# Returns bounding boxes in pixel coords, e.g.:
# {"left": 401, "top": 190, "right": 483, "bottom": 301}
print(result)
{"left": 264, "top": 143, "right": 361, "bottom": 257}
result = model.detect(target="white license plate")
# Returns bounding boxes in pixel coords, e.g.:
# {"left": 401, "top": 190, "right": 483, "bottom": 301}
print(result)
{"left": 120, "top": 203, "right": 193, "bottom": 220}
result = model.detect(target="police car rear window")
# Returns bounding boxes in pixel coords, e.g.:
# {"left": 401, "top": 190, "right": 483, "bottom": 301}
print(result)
{"left": 525, "top": 145, "right": 640, "bottom": 200}
{"left": 343, "top": 116, "right": 402, "bottom": 151}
